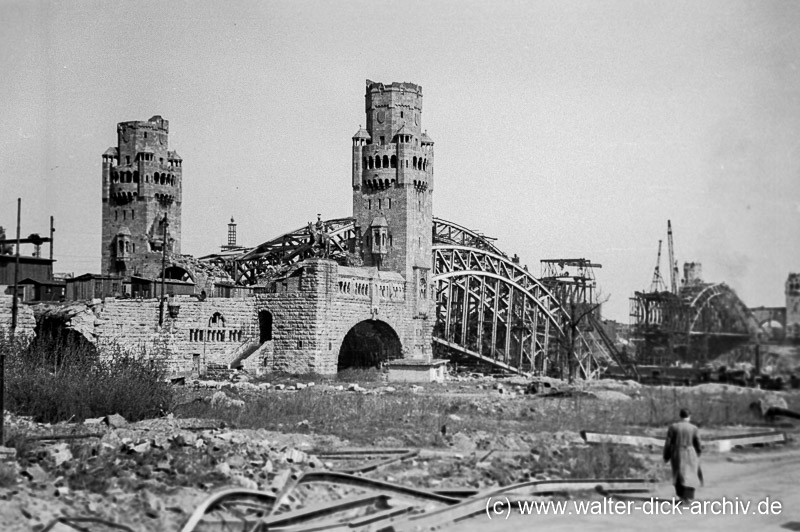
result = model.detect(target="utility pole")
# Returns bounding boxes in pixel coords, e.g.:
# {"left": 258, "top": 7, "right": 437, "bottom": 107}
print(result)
{"left": 10, "top": 199, "right": 20, "bottom": 334}
{"left": 49, "top": 216, "right": 54, "bottom": 279}
{"left": 158, "top": 214, "right": 168, "bottom": 326}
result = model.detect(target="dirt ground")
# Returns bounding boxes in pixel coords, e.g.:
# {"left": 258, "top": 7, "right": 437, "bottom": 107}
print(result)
{"left": 1, "top": 376, "right": 798, "bottom": 531}
{"left": 465, "top": 449, "right": 800, "bottom": 532}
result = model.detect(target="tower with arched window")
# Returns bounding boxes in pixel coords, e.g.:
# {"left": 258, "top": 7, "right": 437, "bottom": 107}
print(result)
{"left": 101, "top": 116, "right": 183, "bottom": 280}
{"left": 351, "top": 80, "right": 435, "bottom": 308}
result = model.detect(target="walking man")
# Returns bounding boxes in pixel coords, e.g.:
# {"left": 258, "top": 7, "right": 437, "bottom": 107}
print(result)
{"left": 663, "top": 408, "right": 702, "bottom": 503}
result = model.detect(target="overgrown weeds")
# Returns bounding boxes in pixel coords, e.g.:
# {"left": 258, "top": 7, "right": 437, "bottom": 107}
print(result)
{"left": 177, "top": 390, "right": 450, "bottom": 447}
{"left": 1, "top": 332, "right": 174, "bottom": 424}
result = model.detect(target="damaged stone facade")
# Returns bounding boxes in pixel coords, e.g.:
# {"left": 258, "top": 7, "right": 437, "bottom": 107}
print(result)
{"left": 36, "top": 297, "right": 261, "bottom": 377}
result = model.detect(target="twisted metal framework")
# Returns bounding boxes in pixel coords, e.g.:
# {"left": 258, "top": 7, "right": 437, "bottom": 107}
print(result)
{"left": 201, "top": 217, "right": 603, "bottom": 376}
{"left": 201, "top": 217, "right": 357, "bottom": 285}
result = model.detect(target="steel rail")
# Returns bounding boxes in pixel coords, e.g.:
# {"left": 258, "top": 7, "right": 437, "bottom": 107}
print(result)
{"left": 179, "top": 488, "right": 277, "bottom": 532}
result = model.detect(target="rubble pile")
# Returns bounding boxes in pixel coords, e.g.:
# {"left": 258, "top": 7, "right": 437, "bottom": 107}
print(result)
{"left": 0, "top": 413, "right": 346, "bottom": 532}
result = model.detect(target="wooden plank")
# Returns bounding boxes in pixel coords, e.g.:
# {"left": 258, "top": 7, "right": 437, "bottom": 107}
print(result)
{"left": 581, "top": 430, "right": 786, "bottom": 452}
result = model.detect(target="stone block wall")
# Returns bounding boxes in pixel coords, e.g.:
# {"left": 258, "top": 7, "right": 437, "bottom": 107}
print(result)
{"left": 93, "top": 296, "right": 258, "bottom": 375}
{"left": 0, "top": 295, "right": 36, "bottom": 338}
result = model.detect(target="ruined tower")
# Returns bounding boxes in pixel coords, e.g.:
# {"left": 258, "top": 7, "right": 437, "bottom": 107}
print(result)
{"left": 101, "top": 116, "right": 183, "bottom": 279}
{"left": 351, "top": 80, "right": 435, "bottom": 304}
{"left": 787, "top": 273, "right": 800, "bottom": 342}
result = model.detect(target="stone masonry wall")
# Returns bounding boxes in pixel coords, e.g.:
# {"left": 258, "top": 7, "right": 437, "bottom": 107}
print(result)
{"left": 93, "top": 297, "right": 258, "bottom": 376}
{"left": 0, "top": 296, "right": 36, "bottom": 339}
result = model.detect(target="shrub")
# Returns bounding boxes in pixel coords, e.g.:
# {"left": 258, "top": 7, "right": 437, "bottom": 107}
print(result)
{"left": 1, "top": 332, "right": 174, "bottom": 424}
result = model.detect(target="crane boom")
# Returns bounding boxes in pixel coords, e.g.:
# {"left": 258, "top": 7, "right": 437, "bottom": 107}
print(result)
{"left": 649, "top": 239, "right": 665, "bottom": 292}
{"left": 667, "top": 220, "right": 677, "bottom": 294}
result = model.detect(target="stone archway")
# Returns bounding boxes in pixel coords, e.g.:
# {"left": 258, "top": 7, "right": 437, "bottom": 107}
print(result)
{"left": 338, "top": 319, "right": 402, "bottom": 371}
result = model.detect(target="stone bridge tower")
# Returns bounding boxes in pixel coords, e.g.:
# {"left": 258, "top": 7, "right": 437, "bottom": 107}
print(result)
{"left": 101, "top": 116, "right": 183, "bottom": 279}
{"left": 787, "top": 273, "right": 800, "bottom": 342}
{"left": 351, "top": 80, "right": 435, "bottom": 312}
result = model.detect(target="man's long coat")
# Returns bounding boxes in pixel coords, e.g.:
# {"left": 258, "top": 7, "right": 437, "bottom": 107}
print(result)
{"left": 663, "top": 420, "right": 702, "bottom": 488}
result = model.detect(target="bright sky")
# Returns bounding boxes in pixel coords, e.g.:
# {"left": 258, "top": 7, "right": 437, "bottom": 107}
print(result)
{"left": 1, "top": 0, "right": 798, "bottom": 321}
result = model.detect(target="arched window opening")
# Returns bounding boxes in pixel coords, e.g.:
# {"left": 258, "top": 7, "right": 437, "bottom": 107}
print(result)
{"left": 388, "top": 198, "right": 392, "bottom": 209}
{"left": 133, "top": 171, "right": 139, "bottom": 183}
{"left": 378, "top": 199, "right": 382, "bottom": 209}
{"left": 258, "top": 310, "right": 273, "bottom": 343}
{"left": 413, "top": 156, "right": 417, "bottom": 169}
{"left": 382, "top": 155, "right": 389, "bottom": 168}
{"left": 209, "top": 312, "right": 226, "bottom": 328}
{"left": 368, "top": 156, "right": 374, "bottom": 169}
{"left": 390, "top": 155, "right": 397, "bottom": 168}
{"left": 389, "top": 235, "right": 393, "bottom": 247}
{"left": 363, "top": 156, "right": 367, "bottom": 169}
{"left": 375, "top": 156, "right": 381, "bottom": 169}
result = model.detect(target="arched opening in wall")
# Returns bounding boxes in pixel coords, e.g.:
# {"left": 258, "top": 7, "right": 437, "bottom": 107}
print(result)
{"left": 163, "top": 265, "right": 194, "bottom": 283}
{"left": 209, "top": 312, "right": 226, "bottom": 328}
{"left": 31, "top": 316, "right": 99, "bottom": 368}
{"left": 375, "top": 156, "right": 381, "bottom": 169}
{"left": 382, "top": 155, "right": 389, "bottom": 168}
{"left": 761, "top": 319, "right": 785, "bottom": 342}
{"left": 390, "top": 155, "right": 397, "bottom": 168}
{"left": 259, "top": 310, "right": 273, "bottom": 343}
{"left": 338, "top": 319, "right": 402, "bottom": 371}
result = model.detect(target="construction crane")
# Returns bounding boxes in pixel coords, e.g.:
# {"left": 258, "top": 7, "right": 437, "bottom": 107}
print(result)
{"left": 649, "top": 239, "right": 666, "bottom": 293}
{"left": 667, "top": 220, "right": 678, "bottom": 295}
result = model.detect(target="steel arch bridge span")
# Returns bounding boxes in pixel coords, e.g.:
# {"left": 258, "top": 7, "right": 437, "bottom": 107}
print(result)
{"left": 432, "top": 244, "right": 598, "bottom": 376}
